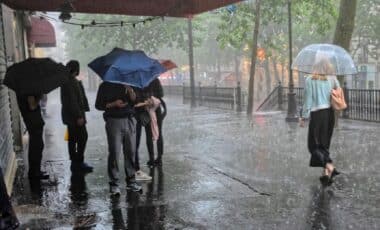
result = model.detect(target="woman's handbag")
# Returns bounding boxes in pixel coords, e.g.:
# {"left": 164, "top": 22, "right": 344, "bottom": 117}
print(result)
{"left": 331, "top": 87, "right": 347, "bottom": 111}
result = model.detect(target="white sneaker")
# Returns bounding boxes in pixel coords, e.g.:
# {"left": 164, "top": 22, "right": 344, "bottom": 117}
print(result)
{"left": 135, "top": 170, "right": 152, "bottom": 181}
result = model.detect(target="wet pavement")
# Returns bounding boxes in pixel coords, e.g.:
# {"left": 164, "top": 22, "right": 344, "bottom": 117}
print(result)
{"left": 11, "top": 90, "right": 380, "bottom": 230}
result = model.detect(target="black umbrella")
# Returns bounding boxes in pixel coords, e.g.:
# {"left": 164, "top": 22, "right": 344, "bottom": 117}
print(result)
{"left": 3, "top": 58, "right": 70, "bottom": 95}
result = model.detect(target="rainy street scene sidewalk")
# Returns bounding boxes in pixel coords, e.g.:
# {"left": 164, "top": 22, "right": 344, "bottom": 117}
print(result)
{"left": 11, "top": 91, "right": 380, "bottom": 229}
{"left": 0, "top": 1, "right": 379, "bottom": 230}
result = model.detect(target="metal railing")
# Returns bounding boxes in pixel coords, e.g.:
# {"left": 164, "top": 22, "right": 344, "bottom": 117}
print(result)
{"left": 257, "top": 83, "right": 380, "bottom": 122}
{"left": 162, "top": 85, "right": 183, "bottom": 95}
{"left": 256, "top": 85, "right": 282, "bottom": 111}
{"left": 345, "top": 89, "right": 380, "bottom": 122}
{"left": 163, "top": 84, "right": 242, "bottom": 111}
{"left": 163, "top": 83, "right": 380, "bottom": 122}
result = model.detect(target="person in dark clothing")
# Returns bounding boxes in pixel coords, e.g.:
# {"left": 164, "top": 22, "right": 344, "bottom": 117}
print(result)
{"left": 149, "top": 79, "right": 167, "bottom": 166}
{"left": 134, "top": 87, "right": 154, "bottom": 181}
{"left": 16, "top": 93, "right": 48, "bottom": 181}
{"left": 61, "top": 60, "right": 93, "bottom": 173}
{"left": 135, "top": 88, "right": 154, "bottom": 168}
{"left": 0, "top": 167, "right": 20, "bottom": 229}
{"left": 95, "top": 81, "right": 142, "bottom": 195}
{"left": 135, "top": 79, "right": 167, "bottom": 170}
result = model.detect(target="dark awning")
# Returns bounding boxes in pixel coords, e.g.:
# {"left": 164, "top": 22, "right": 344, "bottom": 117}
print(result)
{"left": 27, "top": 17, "right": 56, "bottom": 47}
{"left": 2, "top": 0, "right": 241, "bottom": 17}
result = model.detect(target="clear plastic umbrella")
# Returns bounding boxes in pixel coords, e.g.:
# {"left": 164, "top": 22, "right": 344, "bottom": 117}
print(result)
{"left": 291, "top": 43, "right": 357, "bottom": 75}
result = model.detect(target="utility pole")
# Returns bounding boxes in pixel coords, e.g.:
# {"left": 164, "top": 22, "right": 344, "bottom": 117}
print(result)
{"left": 187, "top": 17, "right": 196, "bottom": 107}
{"left": 285, "top": 0, "right": 298, "bottom": 122}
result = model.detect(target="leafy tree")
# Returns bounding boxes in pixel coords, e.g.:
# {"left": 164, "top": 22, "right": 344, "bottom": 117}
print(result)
{"left": 333, "top": 0, "right": 358, "bottom": 85}
{"left": 216, "top": 0, "right": 339, "bottom": 105}
{"left": 352, "top": 0, "right": 379, "bottom": 61}
{"left": 247, "top": 0, "right": 261, "bottom": 114}
{"left": 63, "top": 14, "right": 205, "bottom": 66}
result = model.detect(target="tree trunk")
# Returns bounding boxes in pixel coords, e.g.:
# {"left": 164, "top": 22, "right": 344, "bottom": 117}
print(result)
{"left": 187, "top": 18, "right": 196, "bottom": 107}
{"left": 333, "top": 0, "right": 357, "bottom": 126}
{"left": 264, "top": 59, "right": 272, "bottom": 95}
{"left": 333, "top": 0, "right": 357, "bottom": 85}
{"left": 247, "top": 0, "right": 261, "bottom": 114}
{"left": 217, "top": 49, "right": 221, "bottom": 84}
{"left": 272, "top": 58, "right": 280, "bottom": 84}
{"left": 234, "top": 52, "right": 240, "bottom": 83}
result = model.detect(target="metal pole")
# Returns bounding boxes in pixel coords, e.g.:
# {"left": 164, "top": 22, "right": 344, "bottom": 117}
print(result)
{"left": 286, "top": 0, "right": 298, "bottom": 122}
{"left": 187, "top": 18, "right": 196, "bottom": 108}
{"left": 236, "top": 81, "right": 242, "bottom": 112}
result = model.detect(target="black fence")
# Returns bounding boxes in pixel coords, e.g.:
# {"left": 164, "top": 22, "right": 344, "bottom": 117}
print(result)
{"left": 345, "top": 89, "right": 380, "bottom": 122}
{"left": 162, "top": 85, "right": 183, "bottom": 95}
{"left": 257, "top": 83, "right": 380, "bottom": 122}
{"left": 163, "top": 84, "right": 380, "bottom": 122}
{"left": 163, "top": 84, "right": 243, "bottom": 111}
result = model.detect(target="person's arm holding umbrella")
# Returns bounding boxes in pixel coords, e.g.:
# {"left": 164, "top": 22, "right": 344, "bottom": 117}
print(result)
{"left": 299, "top": 77, "right": 312, "bottom": 128}
{"left": 27, "top": 95, "right": 41, "bottom": 110}
{"left": 125, "top": 85, "right": 136, "bottom": 104}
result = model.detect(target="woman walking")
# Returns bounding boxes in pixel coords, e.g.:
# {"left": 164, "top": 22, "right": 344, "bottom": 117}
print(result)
{"left": 299, "top": 58, "right": 340, "bottom": 185}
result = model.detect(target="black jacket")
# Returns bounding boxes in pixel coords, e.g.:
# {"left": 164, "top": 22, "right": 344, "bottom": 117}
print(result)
{"left": 148, "top": 79, "right": 166, "bottom": 118}
{"left": 95, "top": 82, "right": 135, "bottom": 120}
{"left": 60, "top": 78, "right": 89, "bottom": 126}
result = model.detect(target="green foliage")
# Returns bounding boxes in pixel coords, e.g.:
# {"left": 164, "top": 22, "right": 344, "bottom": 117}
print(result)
{"left": 353, "top": 0, "right": 380, "bottom": 59}
{"left": 62, "top": 14, "right": 205, "bottom": 67}
{"left": 216, "top": 0, "right": 339, "bottom": 63}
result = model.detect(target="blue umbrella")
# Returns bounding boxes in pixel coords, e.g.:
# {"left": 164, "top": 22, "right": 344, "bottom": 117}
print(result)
{"left": 88, "top": 48, "right": 166, "bottom": 88}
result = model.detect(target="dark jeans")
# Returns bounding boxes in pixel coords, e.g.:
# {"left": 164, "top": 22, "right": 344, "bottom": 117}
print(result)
{"left": 67, "top": 124, "right": 88, "bottom": 163}
{"left": 0, "top": 167, "right": 12, "bottom": 215}
{"left": 28, "top": 126, "right": 44, "bottom": 177}
{"left": 308, "top": 108, "right": 335, "bottom": 168}
{"left": 135, "top": 108, "right": 164, "bottom": 171}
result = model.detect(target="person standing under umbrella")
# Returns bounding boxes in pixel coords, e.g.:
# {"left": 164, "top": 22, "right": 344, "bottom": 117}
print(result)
{"left": 134, "top": 87, "right": 154, "bottom": 180}
{"left": 16, "top": 93, "right": 48, "bottom": 181}
{"left": 299, "top": 58, "right": 340, "bottom": 185}
{"left": 60, "top": 60, "right": 93, "bottom": 173}
{"left": 5, "top": 58, "right": 70, "bottom": 181}
{"left": 95, "top": 81, "right": 142, "bottom": 195}
{"left": 135, "top": 79, "right": 167, "bottom": 170}
{"left": 149, "top": 78, "right": 167, "bottom": 166}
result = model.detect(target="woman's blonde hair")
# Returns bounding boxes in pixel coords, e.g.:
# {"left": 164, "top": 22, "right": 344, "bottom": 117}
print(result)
{"left": 311, "top": 57, "right": 335, "bottom": 80}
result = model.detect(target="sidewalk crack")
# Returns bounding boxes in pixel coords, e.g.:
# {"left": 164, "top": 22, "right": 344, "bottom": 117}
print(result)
{"left": 185, "top": 155, "right": 272, "bottom": 196}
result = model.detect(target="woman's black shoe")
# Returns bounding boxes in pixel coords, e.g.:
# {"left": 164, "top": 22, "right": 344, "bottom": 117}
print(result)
{"left": 331, "top": 169, "right": 340, "bottom": 179}
{"left": 28, "top": 171, "right": 49, "bottom": 180}
{"left": 0, "top": 215, "right": 20, "bottom": 230}
{"left": 153, "top": 158, "right": 162, "bottom": 166}
{"left": 326, "top": 168, "right": 341, "bottom": 185}
{"left": 319, "top": 175, "right": 331, "bottom": 186}
{"left": 146, "top": 160, "right": 155, "bottom": 168}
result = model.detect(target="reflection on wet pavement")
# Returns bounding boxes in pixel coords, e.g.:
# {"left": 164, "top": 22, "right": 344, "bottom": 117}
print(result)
{"left": 10, "top": 92, "right": 380, "bottom": 229}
